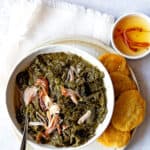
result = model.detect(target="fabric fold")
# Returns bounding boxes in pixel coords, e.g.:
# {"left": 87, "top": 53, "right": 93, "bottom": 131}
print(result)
{"left": 0, "top": 0, "right": 114, "bottom": 84}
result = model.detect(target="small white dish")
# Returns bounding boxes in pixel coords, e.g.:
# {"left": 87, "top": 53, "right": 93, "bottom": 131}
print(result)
{"left": 111, "top": 12, "right": 150, "bottom": 59}
{"left": 6, "top": 44, "right": 114, "bottom": 150}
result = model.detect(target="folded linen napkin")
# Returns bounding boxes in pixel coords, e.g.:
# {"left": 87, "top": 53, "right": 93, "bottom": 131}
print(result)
{"left": 0, "top": 0, "right": 114, "bottom": 76}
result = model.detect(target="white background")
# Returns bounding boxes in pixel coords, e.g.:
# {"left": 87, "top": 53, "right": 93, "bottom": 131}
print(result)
{"left": 0, "top": 0, "right": 150, "bottom": 150}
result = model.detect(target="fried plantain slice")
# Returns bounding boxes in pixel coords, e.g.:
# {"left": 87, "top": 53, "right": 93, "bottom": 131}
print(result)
{"left": 110, "top": 72, "right": 137, "bottom": 98}
{"left": 99, "top": 53, "right": 130, "bottom": 75}
{"left": 97, "top": 124, "right": 131, "bottom": 147}
{"left": 112, "top": 90, "right": 146, "bottom": 132}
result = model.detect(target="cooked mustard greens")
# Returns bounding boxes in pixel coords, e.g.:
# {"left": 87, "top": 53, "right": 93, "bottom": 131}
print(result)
{"left": 16, "top": 52, "right": 107, "bottom": 147}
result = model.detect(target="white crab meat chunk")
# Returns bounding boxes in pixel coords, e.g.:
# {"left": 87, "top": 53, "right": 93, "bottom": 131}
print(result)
{"left": 29, "top": 122, "right": 44, "bottom": 126}
{"left": 49, "top": 103, "right": 60, "bottom": 115}
{"left": 43, "top": 95, "right": 53, "bottom": 108}
{"left": 23, "top": 86, "right": 38, "bottom": 106}
{"left": 78, "top": 110, "right": 91, "bottom": 125}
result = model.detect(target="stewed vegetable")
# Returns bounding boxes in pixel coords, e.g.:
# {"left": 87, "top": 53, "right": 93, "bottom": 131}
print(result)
{"left": 16, "top": 52, "right": 107, "bottom": 147}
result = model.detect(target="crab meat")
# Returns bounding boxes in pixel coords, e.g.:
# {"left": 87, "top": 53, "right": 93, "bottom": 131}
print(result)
{"left": 61, "top": 86, "right": 80, "bottom": 105}
{"left": 36, "top": 112, "right": 47, "bottom": 124}
{"left": 67, "top": 66, "right": 76, "bottom": 81}
{"left": 56, "top": 124, "right": 62, "bottom": 135}
{"left": 43, "top": 95, "right": 53, "bottom": 108}
{"left": 45, "top": 114, "right": 60, "bottom": 135}
{"left": 47, "top": 113, "right": 57, "bottom": 128}
{"left": 78, "top": 110, "right": 91, "bottom": 125}
{"left": 31, "top": 77, "right": 62, "bottom": 136}
{"left": 35, "top": 78, "right": 48, "bottom": 92}
{"left": 49, "top": 103, "right": 60, "bottom": 115}
{"left": 23, "top": 86, "right": 38, "bottom": 106}
{"left": 39, "top": 90, "right": 53, "bottom": 111}
{"left": 29, "top": 121, "right": 44, "bottom": 126}
{"left": 62, "top": 125, "right": 69, "bottom": 131}
{"left": 36, "top": 132, "right": 48, "bottom": 143}
{"left": 45, "top": 110, "right": 61, "bottom": 135}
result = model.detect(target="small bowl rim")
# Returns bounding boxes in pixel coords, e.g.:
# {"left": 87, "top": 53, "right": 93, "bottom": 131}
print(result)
{"left": 111, "top": 12, "right": 150, "bottom": 59}
{"left": 6, "top": 44, "right": 114, "bottom": 150}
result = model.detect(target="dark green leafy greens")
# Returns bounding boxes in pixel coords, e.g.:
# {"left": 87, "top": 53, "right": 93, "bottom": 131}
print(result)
{"left": 16, "top": 52, "right": 107, "bottom": 147}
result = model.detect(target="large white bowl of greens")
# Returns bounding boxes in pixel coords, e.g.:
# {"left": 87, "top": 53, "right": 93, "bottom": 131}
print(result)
{"left": 6, "top": 45, "right": 114, "bottom": 150}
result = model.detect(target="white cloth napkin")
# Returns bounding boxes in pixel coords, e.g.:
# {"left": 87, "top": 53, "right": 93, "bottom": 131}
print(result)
{"left": 0, "top": 0, "right": 114, "bottom": 77}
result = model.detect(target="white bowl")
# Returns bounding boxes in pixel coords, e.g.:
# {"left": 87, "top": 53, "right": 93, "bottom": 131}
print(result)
{"left": 111, "top": 12, "right": 150, "bottom": 59}
{"left": 6, "top": 45, "right": 114, "bottom": 150}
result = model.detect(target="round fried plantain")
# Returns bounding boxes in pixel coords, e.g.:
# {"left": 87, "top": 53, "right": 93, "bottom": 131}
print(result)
{"left": 110, "top": 72, "right": 137, "bottom": 98}
{"left": 99, "top": 53, "right": 130, "bottom": 75}
{"left": 112, "top": 90, "right": 146, "bottom": 132}
{"left": 97, "top": 124, "right": 131, "bottom": 147}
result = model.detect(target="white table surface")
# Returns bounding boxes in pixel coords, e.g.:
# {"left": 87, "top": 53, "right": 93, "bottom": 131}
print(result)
{"left": 0, "top": 0, "right": 150, "bottom": 150}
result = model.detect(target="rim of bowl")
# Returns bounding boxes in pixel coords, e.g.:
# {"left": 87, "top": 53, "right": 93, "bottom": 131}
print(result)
{"left": 6, "top": 44, "right": 114, "bottom": 150}
{"left": 111, "top": 12, "right": 150, "bottom": 59}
